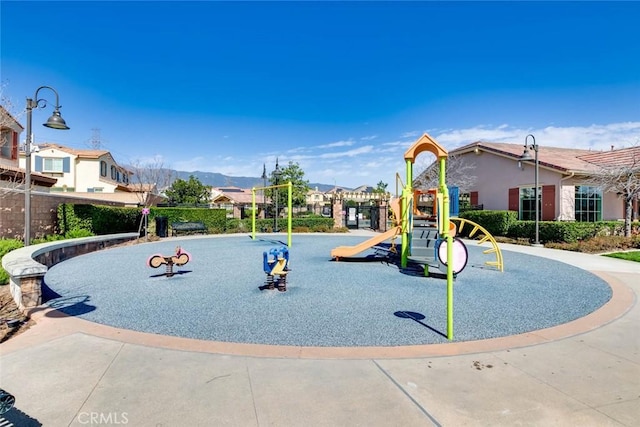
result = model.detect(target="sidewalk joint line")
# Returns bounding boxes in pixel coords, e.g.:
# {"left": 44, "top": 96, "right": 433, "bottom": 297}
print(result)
{"left": 372, "top": 360, "right": 442, "bottom": 427}
{"left": 246, "top": 365, "right": 260, "bottom": 426}
{"left": 67, "top": 341, "right": 125, "bottom": 427}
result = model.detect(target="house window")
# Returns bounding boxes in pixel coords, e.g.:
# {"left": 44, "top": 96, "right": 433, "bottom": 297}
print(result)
{"left": 100, "top": 161, "right": 107, "bottom": 177}
{"left": 111, "top": 165, "right": 117, "bottom": 180}
{"left": 575, "top": 186, "right": 602, "bottom": 222}
{"left": 0, "top": 129, "right": 12, "bottom": 159}
{"left": 43, "top": 157, "right": 64, "bottom": 172}
{"left": 520, "top": 187, "right": 541, "bottom": 221}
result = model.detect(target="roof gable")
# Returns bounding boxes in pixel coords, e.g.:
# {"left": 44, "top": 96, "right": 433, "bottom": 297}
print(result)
{"left": 0, "top": 106, "right": 24, "bottom": 131}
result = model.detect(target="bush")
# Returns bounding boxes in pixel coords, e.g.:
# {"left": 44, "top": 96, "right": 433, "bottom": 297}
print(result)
{"left": 0, "top": 239, "right": 24, "bottom": 285}
{"left": 149, "top": 207, "right": 227, "bottom": 233}
{"left": 58, "top": 204, "right": 138, "bottom": 235}
{"left": 546, "top": 235, "right": 640, "bottom": 253}
{"left": 228, "top": 217, "right": 335, "bottom": 233}
{"left": 507, "top": 220, "right": 637, "bottom": 243}
{"left": 458, "top": 210, "right": 518, "bottom": 237}
{"left": 58, "top": 205, "right": 228, "bottom": 237}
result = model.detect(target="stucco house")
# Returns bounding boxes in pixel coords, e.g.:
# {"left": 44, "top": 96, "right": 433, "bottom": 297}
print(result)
{"left": 17, "top": 143, "right": 160, "bottom": 206}
{"left": 211, "top": 186, "right": 258, "bottom": 218}
{"left": 439, "top": 141, "right": 639, "bottom": 222}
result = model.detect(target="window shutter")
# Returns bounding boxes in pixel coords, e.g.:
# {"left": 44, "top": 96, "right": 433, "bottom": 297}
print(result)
{"left": 470, "top": 191, "right": 478, "bottom": 206}
{"left": 63, "top": 157, "right": 71, "bottom": 173}
{"left": 508, "top": 188, "right": 519, "bottom": 211}
{"left": 34, "top": 155, "right": 43, "bottom": 172}
{"left": 12, "top": 132, "right": 18, "bottom": 159}
{"left": 542, "top": 185, "right": 555, "bottom": 220}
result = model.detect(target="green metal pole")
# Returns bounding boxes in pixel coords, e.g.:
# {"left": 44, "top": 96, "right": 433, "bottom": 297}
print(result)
{"left": 439, "top": 157, "right": 454, "bottom": 340}
{"left": 251, "top": 188, "right": 256, "bottom": 240}
{"left": 288, "top": 181, "right": 293, "bottom": 247}
{"left": 401, "top": 159, "right": 413, "bottom": 268}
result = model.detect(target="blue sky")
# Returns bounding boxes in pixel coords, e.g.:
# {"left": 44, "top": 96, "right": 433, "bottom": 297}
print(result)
{"left": 2, "top": 1, "right": 639, "bottom": 189}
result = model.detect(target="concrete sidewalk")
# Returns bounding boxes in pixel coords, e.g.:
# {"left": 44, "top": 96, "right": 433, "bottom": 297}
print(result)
{"left": 1, "top": 243, "right": 639, "bottom": 426}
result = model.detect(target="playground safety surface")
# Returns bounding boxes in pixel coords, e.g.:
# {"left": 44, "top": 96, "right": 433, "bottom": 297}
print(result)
{"left": 2, "top": 232, "right": 639, "bottom": 426}
{"left": 41, "top": 233, "right": 615, "bottom": 350}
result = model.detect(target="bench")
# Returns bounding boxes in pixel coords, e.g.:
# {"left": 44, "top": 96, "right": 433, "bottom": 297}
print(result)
{"left": 171, "top": 221, "right": 207, "bottom": 236}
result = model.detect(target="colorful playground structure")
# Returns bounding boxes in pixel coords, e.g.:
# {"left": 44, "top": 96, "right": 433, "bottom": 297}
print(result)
{"left": 330, "top": 133, "right": 503, "bottom": 274}
{"left": 260, "top": 246, "right": 290, "bottom": 292}
{"left": 147, "top": 246, "right": 191, "bottom": 277}
{"left": 331, "top": 133, "right": 504, "bottom": 340}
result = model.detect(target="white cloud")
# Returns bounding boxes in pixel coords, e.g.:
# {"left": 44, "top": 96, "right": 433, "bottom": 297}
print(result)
{"left": 401, "top": 131, "right": 420, "bottom": 138}
{"left": 432, "top": 122, "right": 640, "bottom": 151}
{"left": 319, "top": 145, "right": 374, "bottom": 159}
{"left": 317, "top": 139, "right": 356, "bottom": 148}
{"left": 171, "top": 122, "right": 640, "bottom": 189}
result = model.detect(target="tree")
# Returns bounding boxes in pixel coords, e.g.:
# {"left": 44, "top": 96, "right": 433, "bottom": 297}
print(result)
{"left": 586, "top": 145, "right": 640, "bottom": 237}
{"left": 128, "top": 156, "right": 174, "bottom": 207}
{"left": 373, "top": 180, "right": 388, "bottom": 194}
{"left": 164, "top": 175, "right": 211, "bottom": 205}
{"left": 266, "top": 161, "right": 310, "bottom": 209}
{"left": 414, "top": 154, "right": 477, "bottom": 193}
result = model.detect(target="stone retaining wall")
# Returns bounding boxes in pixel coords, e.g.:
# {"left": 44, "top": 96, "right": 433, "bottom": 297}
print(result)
{"left": 1, "top": 233, "right": 139, "bottom": 311}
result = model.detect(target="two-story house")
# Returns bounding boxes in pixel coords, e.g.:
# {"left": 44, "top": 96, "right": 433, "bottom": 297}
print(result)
{"left": 19, "top": 143, "right": 132, "bottom": 193}
{"left": 17, "top": 143, "right": 162, "bottom": 206}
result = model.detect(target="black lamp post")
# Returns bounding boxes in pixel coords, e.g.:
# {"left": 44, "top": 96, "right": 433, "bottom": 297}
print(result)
{"left": 24, "top": 86, "right": 70, "bottom": 245}
{"left": 519, "top": 134, "right": 541, "bottom": 246}
{"left": 273, "top": 158, "right": 282, "bottom": 232}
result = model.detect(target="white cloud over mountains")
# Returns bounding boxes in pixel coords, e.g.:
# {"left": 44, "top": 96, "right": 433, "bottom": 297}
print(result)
{"left": 175, "top": 122, "right": 640, "bottom": 189}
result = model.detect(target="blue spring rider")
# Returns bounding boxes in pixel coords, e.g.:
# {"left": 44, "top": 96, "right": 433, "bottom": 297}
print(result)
{"left": 261, "top": 246, "right": 290, "bottom": 292}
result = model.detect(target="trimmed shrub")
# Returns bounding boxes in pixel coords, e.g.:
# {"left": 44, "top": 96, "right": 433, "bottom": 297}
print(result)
{"left": 58, "top": 204, "right": 138, "bottom": 235}
{"left": 229, "top": 217, "right": 335, "bottom": 233}
{"left": 148, "top": 207, "right": 227, "bottom": 233}
{"left": 458, "top": 210, "right": 518, "bottom": 237}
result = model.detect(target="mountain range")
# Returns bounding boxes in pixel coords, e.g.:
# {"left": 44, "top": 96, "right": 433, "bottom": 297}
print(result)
{"left": 173, "top": 170, "right": 342, "bottom": 192}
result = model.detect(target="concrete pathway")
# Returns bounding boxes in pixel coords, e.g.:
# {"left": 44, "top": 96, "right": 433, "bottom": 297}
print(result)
{"left": 1, "top": 241, "right": 639, "bottom": 426}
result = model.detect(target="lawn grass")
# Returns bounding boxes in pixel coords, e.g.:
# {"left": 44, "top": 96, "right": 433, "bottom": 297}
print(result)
{"left": 603, "top": 251, "right": 640, "bottom": 263}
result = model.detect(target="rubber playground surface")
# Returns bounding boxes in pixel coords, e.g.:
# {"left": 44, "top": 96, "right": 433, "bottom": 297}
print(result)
{"left": 42, "top": 234, "right": 612, "bottom": 347}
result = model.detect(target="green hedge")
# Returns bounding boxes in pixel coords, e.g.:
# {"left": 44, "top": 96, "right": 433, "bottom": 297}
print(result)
{"left": 226, "top": 217, "right": 335, "bottom": 233}
{"left": 457, "top": 209, "right": 639, "bottom": 243}
{"left": 58, "top": 204, "right": 140, "bottom": 235}
{"left": 147, "top": 207, "right": 227, "bottom": 233}
{"left": 458, "top": 210, "right": 518, "bottom": 237}
{"left": 57, "top": 205, "right": 228, "bottom": 235}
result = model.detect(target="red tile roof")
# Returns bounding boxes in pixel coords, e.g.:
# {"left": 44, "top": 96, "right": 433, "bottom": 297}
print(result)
{"left": 37, "top": 143, "right": 110, "bottom": 159}
{"left": 452, "top": 141, "right": 638, "bottom": 174}
{"left": 578, "top": 146, "right": 640, "bottom": 168}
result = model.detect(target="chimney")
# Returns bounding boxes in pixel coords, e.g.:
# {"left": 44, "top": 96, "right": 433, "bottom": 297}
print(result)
{"left": 611, "top": 145, "right": 614, "bottom": 151}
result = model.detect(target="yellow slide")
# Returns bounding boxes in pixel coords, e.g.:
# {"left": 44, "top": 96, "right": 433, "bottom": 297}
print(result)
{"left": 331, "top": 226, "right": 401, "bottom": 260}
